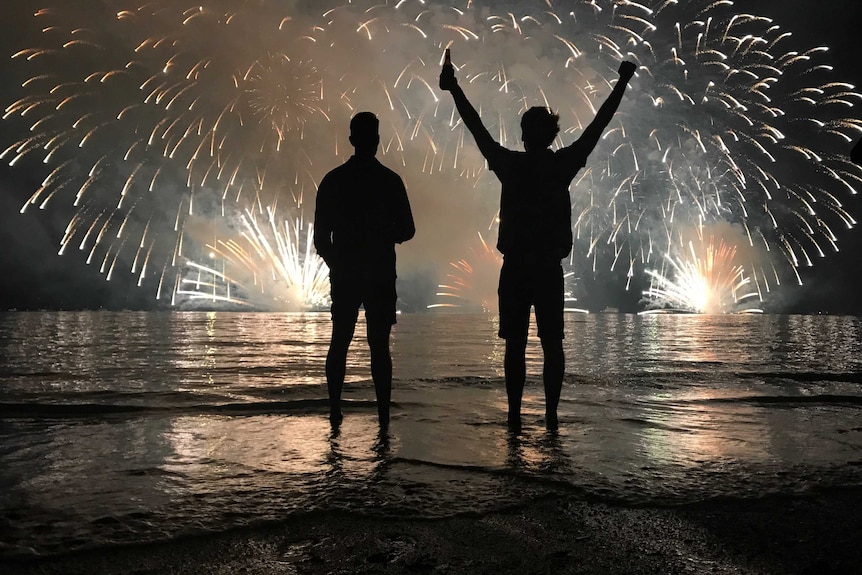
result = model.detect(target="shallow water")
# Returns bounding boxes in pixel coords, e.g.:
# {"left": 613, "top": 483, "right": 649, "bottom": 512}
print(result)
{"left": 1, "top": 311, "right": 861, "bottom": 556}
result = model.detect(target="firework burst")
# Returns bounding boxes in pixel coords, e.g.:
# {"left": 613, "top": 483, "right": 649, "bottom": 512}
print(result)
{"left": 176, "top": 207, "right": 330, "bottom": 310}
{"left": 642, "top": 223, "right": 762, "bottom": 314}
{"left": 428, "top": 231, "right": 501, "bottom": 312}
{"left": 3, "top": 1, "right": 861, "bottom": 311}
{"left": 576, "top": 0, "right": 862, "bottom": 300}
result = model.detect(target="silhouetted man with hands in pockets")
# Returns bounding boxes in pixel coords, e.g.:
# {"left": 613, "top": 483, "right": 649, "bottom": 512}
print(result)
{"left": 440, "top": 52, "right": 636, "bottom": 431}
{"left": 314, "top": 112, "right": 415, "bottom": 430}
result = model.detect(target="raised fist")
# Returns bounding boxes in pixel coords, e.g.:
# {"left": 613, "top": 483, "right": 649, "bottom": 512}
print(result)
{"left": 618, "top": 61, "right": 637, "bottom": 81}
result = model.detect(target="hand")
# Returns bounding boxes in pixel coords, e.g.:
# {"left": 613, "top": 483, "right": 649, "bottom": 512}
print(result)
{"left": 439, "top": 63, "right": 458, "bottom": 91}
{"left": 618, "top": 61, "right": 636, "bottom": 82}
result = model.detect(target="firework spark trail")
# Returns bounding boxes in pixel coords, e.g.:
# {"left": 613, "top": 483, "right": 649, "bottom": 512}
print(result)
{"left": 178, "top": 208, "right": 330, "bottom": 310}
{"left": 642, "top": 224, "right": 762, "bottom": 314}
{"left": 4, "top": 2, "right": 339, "bottom": 307}
{"left": 3, "top": 1, "right": 861, "bottom": 311}
{"left": 419, "top": 1, "right": 862, "bottom": 311}
{"left": 428, "top": 231, "right": 501, "bottom": 312}
{"left": 611, "top": 1, "right": 862, "bottom": 305}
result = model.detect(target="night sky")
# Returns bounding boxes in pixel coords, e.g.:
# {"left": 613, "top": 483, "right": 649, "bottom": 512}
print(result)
{"left": 1, "top": 1, "right": 861, "bottom": 313}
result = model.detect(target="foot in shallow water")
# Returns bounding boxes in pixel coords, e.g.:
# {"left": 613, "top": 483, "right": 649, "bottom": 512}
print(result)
{"left": 329, "top": 409, "right": 343, "bottom": 428}
{"left": 377, "top": 403, "right": 390, "bottom": 430}
{"left": 545, "top": 411, "right": 559, "bottom": 431}
{"left": 507, "top": 414, "right": 522, "bottom": 433}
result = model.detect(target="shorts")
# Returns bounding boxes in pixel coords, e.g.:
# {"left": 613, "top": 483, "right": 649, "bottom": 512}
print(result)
{"left": 497, "top": 257, "right": 564, "bottom": 340}
{"left": 329, "top": 267, "right": 398, "bottom": 327}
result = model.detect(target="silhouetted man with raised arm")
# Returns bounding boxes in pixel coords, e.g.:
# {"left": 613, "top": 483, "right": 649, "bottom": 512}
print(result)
{"left": 440, "top": 55, "right": 636, "bottom": 431}
{"left": 314, "top": 112, "right": 415, "bottom": 429}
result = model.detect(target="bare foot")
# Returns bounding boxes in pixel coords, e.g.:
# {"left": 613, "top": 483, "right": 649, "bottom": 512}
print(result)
{"left": 507, "top": 414, "right": 522, "bottom": 433}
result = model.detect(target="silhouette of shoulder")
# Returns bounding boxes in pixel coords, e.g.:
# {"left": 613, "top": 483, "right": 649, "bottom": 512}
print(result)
{"left": 487, "top": 145, "right": 588, "bottom": 187}
{"left": 316, "top": 155, "right": 414, "bottom": 254}
{"left": 322, "top": 156, "right": 404, "bottom": 190}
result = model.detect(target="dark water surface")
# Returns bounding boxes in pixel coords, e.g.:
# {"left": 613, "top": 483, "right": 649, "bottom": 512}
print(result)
{"left": 1, "top": 311, "right": 861, "bottom": 556}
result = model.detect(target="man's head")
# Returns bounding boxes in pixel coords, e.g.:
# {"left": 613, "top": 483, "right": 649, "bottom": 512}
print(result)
{"left": 349, "top": 111, "right": 380, "bottom": 156}
{"left": 520, "top": 107, "right": 560, "bottom": 151}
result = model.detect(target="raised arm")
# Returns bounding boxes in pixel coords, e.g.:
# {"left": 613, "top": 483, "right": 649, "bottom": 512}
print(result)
{"left": 439, "top": 56, "right": 500, "bottom": 162}
{"left": 567, "top": 61, "right": 636, "bottom": 157}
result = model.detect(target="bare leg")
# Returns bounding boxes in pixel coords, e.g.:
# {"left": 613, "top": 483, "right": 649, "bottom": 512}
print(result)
{"left": 504, "top": 337, "right": 527, "bottom": 430}
{"left": 367, "top": 321, "right": 393, "bottom": 428}
{"left": 541, "top": 337, "right": 564, "bottom": 430}
{"left": 326, "top": 320, "right": 356, "bottom": 427}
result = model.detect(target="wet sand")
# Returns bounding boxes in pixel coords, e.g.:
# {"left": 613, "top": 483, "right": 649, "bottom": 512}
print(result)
{"left": 4, "top": 487, "right": 861, "bottom": 575}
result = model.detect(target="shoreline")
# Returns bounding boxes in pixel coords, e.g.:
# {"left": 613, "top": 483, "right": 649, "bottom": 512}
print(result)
{"left": 5, "top": 487, "right": 861, "bottom": 575}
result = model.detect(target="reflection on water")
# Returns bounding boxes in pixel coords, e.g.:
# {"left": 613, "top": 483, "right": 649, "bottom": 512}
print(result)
{"left": 1, "top": 311, "right": 861, "bottom": 556}
{"left": 635, "top": 387, "right": 771, "bottom": 465}
{"left": 166, "top": 415, "right": 332, "bottom": 477}
{"left": 3, "top": 311, "right": 860, "bottom": 394}
{"left": 505, "top": 430, "right": 571, "bottom": 476}
{"left": 565, "top": 313, "right": 862, "bottom": 375}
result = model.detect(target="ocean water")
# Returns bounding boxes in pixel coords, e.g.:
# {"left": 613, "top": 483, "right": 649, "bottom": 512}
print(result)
{"left": 1, "top": 311, "right": 861, "bottom": 557}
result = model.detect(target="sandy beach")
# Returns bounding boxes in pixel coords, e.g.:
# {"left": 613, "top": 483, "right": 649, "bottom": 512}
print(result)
{"left": 5, "top": 487, "right": 861, "bottom": 575}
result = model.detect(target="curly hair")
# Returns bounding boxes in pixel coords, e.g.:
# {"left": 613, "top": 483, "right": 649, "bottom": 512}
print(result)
{"left": 520, "top": 106, "right": 560, "bottom": 150}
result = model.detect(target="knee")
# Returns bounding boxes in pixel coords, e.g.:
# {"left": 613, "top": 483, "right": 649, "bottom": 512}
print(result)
{"left": 540, "top": 336, "right": 562, "bottom": 350}
{"left": 368, "top": 336, "right": 392, "bottom": 360}
{"left": 369, "top": 346, "right": 391, "bottom": 363}
{"left": 366, "top": 322, "right": 391, "bottom": 344}
{"left": 540, "top": 338, "right": 564, "bottom": 359}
